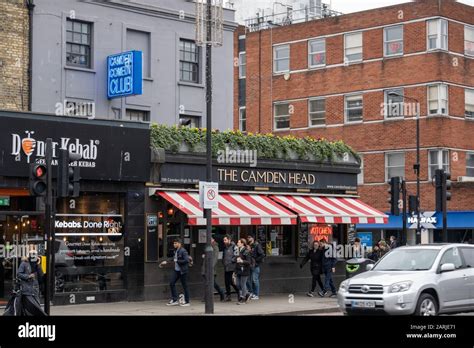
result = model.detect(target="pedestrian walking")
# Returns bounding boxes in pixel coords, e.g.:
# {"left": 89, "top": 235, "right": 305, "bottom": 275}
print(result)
{"left": 235, "top": 238, "right": 251, "bottom": 305}
{"left": 246, "top": 234, "right": 265, "bottom": 300}
{"left": 389, "top": 235, "right": 399, "bottom": 249}
{"left": 201, "top": 237, "right": 225, "bottom": 302}
{"left": 300, "top": 240, "right": 324, "bottom": 297}
{"left": 160, "top": 239, "right": 191, "bottom": 307}
{"left": 222, "top": 235, "right": 239, "bottom": 302}
{"left": 319, "top": 239, "right": 337, "bottom": 297}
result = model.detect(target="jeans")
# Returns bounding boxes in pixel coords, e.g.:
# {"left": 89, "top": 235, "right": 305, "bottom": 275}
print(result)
{"left": 323, "top": 269, "right": 336, "bottom": 293}
{"left": 224, "top": 271, "right": 239, "bottom": 297}
{"left": 236, "top": 274, "right": 248, "bottom": 299}
{"left": 170, "top": 270, "right": 190, "bottom": 303}
{"left": 311, "top": 273, "right": 324, "bottom": 292}
{"left": 246, "top": 266, "right": 260, "bottom": 296}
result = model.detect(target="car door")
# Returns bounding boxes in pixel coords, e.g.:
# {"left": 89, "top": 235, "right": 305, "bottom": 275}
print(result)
{"left": 460, "top": 247, "right": 474, "bottom": 307}
{"left": 437, "top": 247, "right": 470, "bottom": 311}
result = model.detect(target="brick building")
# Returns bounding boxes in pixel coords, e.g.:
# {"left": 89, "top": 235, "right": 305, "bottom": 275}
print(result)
{"left": 235, "top": 0, "right": 474, "bottom": 244}
{"left": 0, "top": 0, "right": 30, "bottom": 111}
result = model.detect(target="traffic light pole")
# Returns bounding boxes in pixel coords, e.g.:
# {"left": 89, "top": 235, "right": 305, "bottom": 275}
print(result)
{"left": 442, "top": 172, "right": 448, "bottom": 243}
{"left": 401, "top": 180, "right": 407, "bottom": 246}
{"left": 44, "top": 138, "right": 53, "bottom": 315}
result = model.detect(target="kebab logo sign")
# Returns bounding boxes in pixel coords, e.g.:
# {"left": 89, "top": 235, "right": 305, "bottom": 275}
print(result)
{"left": 11, "top": 130, "right": 100, "bottom": 167}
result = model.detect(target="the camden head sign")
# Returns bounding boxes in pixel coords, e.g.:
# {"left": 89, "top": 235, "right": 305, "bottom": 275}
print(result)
{"left": 107, "top": 50, "right": 143, "bottom": 99}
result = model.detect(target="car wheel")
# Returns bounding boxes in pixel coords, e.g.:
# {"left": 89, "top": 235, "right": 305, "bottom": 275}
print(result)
{"left": 415, "top": 293, "right": 438, "bottom": 316}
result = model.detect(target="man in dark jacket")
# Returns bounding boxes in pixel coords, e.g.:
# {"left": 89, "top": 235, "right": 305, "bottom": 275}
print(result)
{"left": 201, "top": 237, "right": 225, "bottom": 301}
{"left": 319, "top": 239, "right": 337, "bottom": 297}
{"left": 300, "top": 240, "right": 324, "bottom": 297}
{"left": 246, "top": 235, "right": 265, "bottom": 300}
{"left": 222, "top": 235, "right": 239, "bottom": 302}
{"left": 160, "top": 239, "right": 191, "bottom": 306}
{"left": 15, "top": 255, "right": 46, "bottom": 316}
{"left": 389, "top": 236, "right": 399, "bottom": 249}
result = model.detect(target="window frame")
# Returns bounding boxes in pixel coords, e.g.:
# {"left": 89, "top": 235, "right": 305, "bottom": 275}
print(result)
{"left": 427, "top": 19, "right": 448, "bottom": 51}
{"left": 179, "top": 39, "right": 200, "bottom": 84}
{"left": 465, "top": 25, "right": 474, "bottom": 57}
{"left": 273, "top": 44, "right": 290, "bottom": 74}
{"left": 274, "top": 102, "right": 291, "bottom": 130}
{"left": 428, "top": 149, "right": 450, "bottom": 179}
{"left": 308, "top": 97, "right": 326, "bottom": 127}
{"left": 344, "top": 94, "right": 364, "bottom": 123}
{"left": 66, "top": 19, "right": 93, "bottom": 69}
{"left": 427, "top": 84, "right": 448, "bottom": 116}
{"left": 344, "top": 32, "right": 363, "bottom": 64}
{"left": 466, "top": 152, "right": 474, "bottom": 177}
{"left": 239, "top": 106, "right": 247, "bottom": 132}
{"left": 465, "top": 88, "right": 474, "bottom": 119}
{"left": 239, "top": 51, "right": 246, "bottom": 79}
{"left": 384, "top": 88, "right": 405, "bottom": 119}
{"left": 125, "top": 109, "right": 150, "bottom": 122}
{"left": 308, "top": 38, "right": 326, "bottom": 68}
{"left": 385, "top": 152, "right": 405, "bottom": 181}
{"left": 384, "top": 25, "right": 404, "bottom": 57}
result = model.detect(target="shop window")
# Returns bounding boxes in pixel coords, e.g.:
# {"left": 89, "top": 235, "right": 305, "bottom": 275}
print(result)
{"left": 262, "top": 226, "right": 294, "bottom": 257}
{"left": 239, "top": 52, "right": 246, "bottom": 79}
{"left": 125, "top": 109, "right": 150, "bottom": 122}
{"left": 66, "top": 19, "right": 92, "bottom": 68}
{"left": 273, "top": 44, "right": 290, "bottom": 74}
{"left": 427, "top": 19, "right": 448, "bottom": 51}
{"left": 466, "top": 153, "right": 474, "bottom": 177}
{"left": 308, "top": 38, "right": 326, "bottom": 68}
{"left": 384, "top": 25, "right": 404, "bottom": 57}
{"left": 239, "top": 107, "right": 246, "bottom": 132}
{"left": 308, "top": 98, "right": 326, "bottom": 126}
{"left": 465, "top": 89, "right": 474, "bottom": 119}
{"left": 384, "top": 88, "right": 404, "bottom": 118}
{"left": 345, "top": 94, "right": 363, "bottom": 123}
{"left": 429, "top": 149, "right": 450, "bottom": 178}
{"left": 344, "top": 32, "right": 363, "bottom": 63}
{"left": 274, "top": 103, "right": 290, "bottom": 130}
{"left": 385, "top": 152, "right": 405, "bottom": 180}
{"left": 428, "top": 84, "right": 448, "bottom": 116}
{"left": 179, "top": 39, "right": 200, "bottom": 83}
{"left": 465, "top": 25, "right": 474, "bottom": 56}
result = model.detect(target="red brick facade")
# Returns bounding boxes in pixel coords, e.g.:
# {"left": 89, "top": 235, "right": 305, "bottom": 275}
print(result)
{"left": 234, "top": 0, "right": 474, "bottom": 214}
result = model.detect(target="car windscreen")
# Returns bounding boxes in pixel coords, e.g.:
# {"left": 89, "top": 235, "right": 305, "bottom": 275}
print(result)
{"left": 373, "top": 249, "right": 439, "bottom": 271}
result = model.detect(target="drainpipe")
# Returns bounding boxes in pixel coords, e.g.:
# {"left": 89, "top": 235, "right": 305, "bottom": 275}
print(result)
{"left": 26, "top": 0, "right": 35, "bottom": 111}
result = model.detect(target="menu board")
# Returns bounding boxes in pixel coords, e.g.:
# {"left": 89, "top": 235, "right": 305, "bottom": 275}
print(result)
{"left": 298, "top": 223, "right": 309, "bottom": 257}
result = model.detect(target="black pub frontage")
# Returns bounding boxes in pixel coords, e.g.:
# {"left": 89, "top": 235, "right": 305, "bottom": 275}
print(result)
{"left": 0, "top": 110, "right": 150, "bottom": 306}
{"left": 144, "top": 149, "right": 387, "bottom": 300}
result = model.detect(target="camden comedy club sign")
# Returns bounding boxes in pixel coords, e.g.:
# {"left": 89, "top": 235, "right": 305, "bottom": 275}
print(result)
{"left": 107, "top": 50, "right": 143, "bottom": 99}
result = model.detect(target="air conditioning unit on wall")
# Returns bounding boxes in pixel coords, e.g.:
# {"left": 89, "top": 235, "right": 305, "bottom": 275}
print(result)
{"left": 457, "top": 176, "right": 474, "bottom": 183}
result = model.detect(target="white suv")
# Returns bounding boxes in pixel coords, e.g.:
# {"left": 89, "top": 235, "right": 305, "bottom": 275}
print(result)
{"left": 337, "top": 244, "right": 474, "bottom": 316}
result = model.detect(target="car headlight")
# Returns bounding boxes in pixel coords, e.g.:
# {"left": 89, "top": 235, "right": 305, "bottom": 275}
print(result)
{"left": 339, "top": 280, "right": 350, "bottom": 293}
{"left": 389, "top": 281, "right": 412, "bottom": 293}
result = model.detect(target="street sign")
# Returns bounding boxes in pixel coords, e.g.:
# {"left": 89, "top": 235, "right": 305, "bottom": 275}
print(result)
{"left": 199, "top": 181, "right": 219, "bottom": 209}
{"left": 0, "top": 196, "right": 10, "bottom": 206}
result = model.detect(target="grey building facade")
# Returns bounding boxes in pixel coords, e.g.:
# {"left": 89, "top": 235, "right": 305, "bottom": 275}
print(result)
{"left": 31, "top": 0, "right": 237, "bottom": 129}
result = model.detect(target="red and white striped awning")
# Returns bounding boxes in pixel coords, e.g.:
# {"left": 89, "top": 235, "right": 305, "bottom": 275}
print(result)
{"left": 156, "top": 191, "right": 297, "bottom": 226}
{"left": 271, "top": 195, "right": 388, "bottom": 224}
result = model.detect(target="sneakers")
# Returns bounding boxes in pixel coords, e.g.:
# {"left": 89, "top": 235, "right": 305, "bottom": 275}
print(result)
{"left": 166, "top": 300, "right": 179, "bottom": 306}
{"left": 306, "top": 291, "right": 314, "bottom": 298}
{"left": 250, "top": 295, "right": 259, "bottom": 300}
{"left": 317, "top": 290, "right": 327, "bottom": 298}
{"left": 180, "top": 302, "right": 191, "bottom": 307}
{"left": 236, "top": 299, "right": 246, "bottom": 305}
{"left": 245, "top": 293, "right": 251, "bottom": 303}
{"left": 329, "top": 292, "right": 337, "bottom": 298}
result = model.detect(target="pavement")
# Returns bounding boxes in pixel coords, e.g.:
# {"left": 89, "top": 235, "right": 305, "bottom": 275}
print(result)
{"left": 50, "top": 293, "right": 340, "bottom": 316}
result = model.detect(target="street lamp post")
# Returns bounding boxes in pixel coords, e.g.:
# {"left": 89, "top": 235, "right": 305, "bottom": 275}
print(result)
{"left": 388, "top": 92, "right": 421, "bottom": 244}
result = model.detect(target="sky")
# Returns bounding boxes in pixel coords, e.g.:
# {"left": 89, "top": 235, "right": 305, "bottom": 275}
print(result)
{"left": 232, "top": 0, "right": 474, "bottom": 23}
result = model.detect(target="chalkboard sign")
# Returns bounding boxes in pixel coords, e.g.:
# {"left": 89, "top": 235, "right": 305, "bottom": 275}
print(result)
{"left": 256, "top": 226, "right": 267, "bottom": 255}
{"left": 348, "top": 225, "right": 356, "bottom": 244}
{"left": 146, "top": 214, "right": 158, "bottom": 262}
{"left": 298, "top": 223, "right": 309, "bottom": 257}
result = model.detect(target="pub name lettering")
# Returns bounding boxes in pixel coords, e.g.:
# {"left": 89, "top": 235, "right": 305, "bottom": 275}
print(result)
{"left": 218, "top": 169, "right": 316, "bottom": 186}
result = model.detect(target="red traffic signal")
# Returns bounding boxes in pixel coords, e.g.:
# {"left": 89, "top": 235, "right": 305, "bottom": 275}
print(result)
{"left": 29, "top": 163, "right": 47, "bottom": 196}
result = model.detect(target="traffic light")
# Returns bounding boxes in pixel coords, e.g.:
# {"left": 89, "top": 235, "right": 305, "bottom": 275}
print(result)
{"left": 388, "top": 176, "right": 401, "bottom": 216}
{"left": 445, "top": 172, "right": 452, "bottom": 202}
{"left": 435, "top": 169, "right": 452, "bottom": 213}
{"left": 57, "top": 149, "right": 81, "bottom": 198}
{"left": 29, "top": 163, "right": 48, "bottom": 196}
{"left": 408, "top": 195, "right": 418, "bottom": 215}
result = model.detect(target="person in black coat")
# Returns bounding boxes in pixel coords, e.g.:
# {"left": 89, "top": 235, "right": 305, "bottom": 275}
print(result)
{"left": 234, "top": 238, "right": 251, "bottom": 305}
{"left": 300, "top": 240, "right": 324, "bottom": 297}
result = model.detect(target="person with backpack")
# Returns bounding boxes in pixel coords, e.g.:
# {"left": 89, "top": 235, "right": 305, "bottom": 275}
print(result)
{"left": 246, "top": 234, "right": 265, "bottom": 300}
{"left": 235, "top": 238, "right": 251, "bottom": 305}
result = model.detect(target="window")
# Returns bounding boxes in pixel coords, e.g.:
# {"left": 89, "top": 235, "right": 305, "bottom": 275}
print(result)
{"left": 386, "top": 152, "right": 405, "bottom": 180}
{"left": 428, "top": 84, "right": 448, "bottom": 115}
{"left": 125, "top": 109, "right": 150, "bottom": 122}
{"left": 466, "top": 153, "right": 474, "bottom": 177}
{"left": 308, "top": 98, "right": 325, "bottom": 126}
{"left": 238, "top": 52, "right": 246, "bottom": 78}
{"left": 466, "top": 89, "right": 474, "bottom": 118}
{"left": 384, "top": 25, "right": 403, "bottom": 56}
{"left": 179, "top": 115, "right": 201, "bottom": 128}
{"left": 266, "top": 226, "right": 294, "bottom": 257}
{"left": 179, "top": 40, "right": 200, "bottom": 83}
{"left": 439, "top": 247, "right": 463, "bottom": 270}
{"left": 345, "top": 94, "right": 363, "bottom": 123}
{"left": 358, "top": 155, "right": 364, "bottom": 185}
{"left": 274, "top": 103, "right": 290, "bottom": 130}
{"left": 273, "top": 45, "right": 290, "bottom": 73}
{"left": 239, "top": 107, "right": 246, "bottom": 132}
{"left": 460, "top": 248, "right": 474, "bottom": 268}
{"left": 308, "top": 38, "right": 326, "bottom": 67}
{"left": 344, "top": 32, "right": 363, "bottom": 63}
{"left": 384, "top": 88, "right": 404, "bottom": 118}
{"left": 466, "top": 26, "right": 474, "bottom": 56}
{"left": 429, "top": 149, "right": 450, "bottom": 178}
{"left": 127, "top": 29, "right": 151, "bottom": 78}
{"left": 427, "top": 19, "right": 448, "bottom": 50}
{"left": 66, "top": 19, "right": 92, "bottom": 68}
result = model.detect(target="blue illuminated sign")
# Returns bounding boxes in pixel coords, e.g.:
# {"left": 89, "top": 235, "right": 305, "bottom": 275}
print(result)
{"left": 107, "top": 50, "right": 143, "bottom": 99}
{"left": 357, "top": 232, "right": 373, "bottom": 248}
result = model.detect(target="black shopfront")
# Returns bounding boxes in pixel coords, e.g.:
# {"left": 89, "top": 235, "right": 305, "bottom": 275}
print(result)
{"left": 0, "top": 111, "right": 149, "bottom": 305}
{"left": 144, "top": 151, "right": 387, "bottom": 300}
